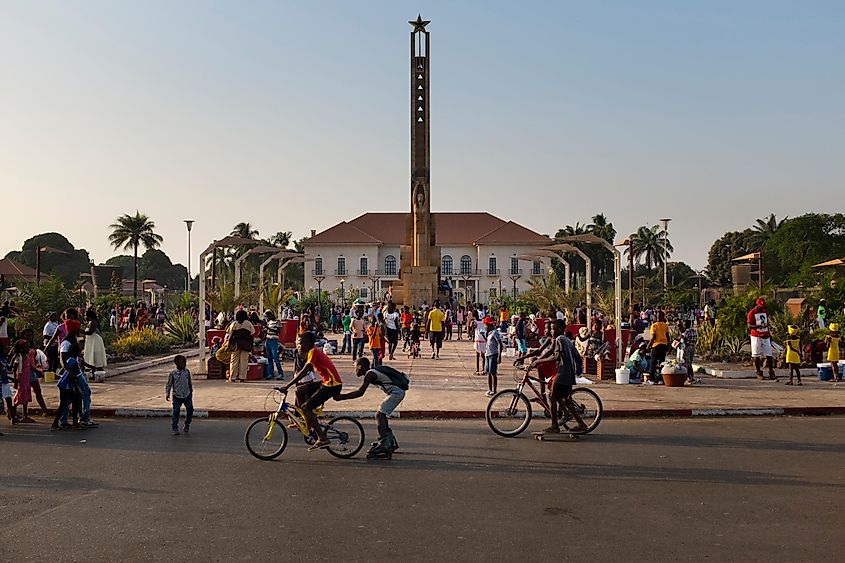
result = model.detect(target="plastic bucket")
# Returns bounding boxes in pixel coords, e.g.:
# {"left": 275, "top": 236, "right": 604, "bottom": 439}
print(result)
{"left": 817, "top": 364, "right": 833, "bottom": 381}
{"left": 615, "top": 368, "right": 630, "bottom": 385}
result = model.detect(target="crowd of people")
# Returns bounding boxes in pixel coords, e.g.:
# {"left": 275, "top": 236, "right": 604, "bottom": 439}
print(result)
{"left": 1, "top": 306, "right": 103, "bottom": 436}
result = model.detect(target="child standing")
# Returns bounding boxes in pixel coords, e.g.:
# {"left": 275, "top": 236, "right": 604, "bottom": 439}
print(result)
{"left": 485, "top": 318, "right": 503, "bottom": 397}
{"left": 473, "top": 323, "right": 487, "bottom": 375}
{"left": 784, "top": 325, "right": 802, "bottom": 386}
{"left": 0, "top": 345, "right": 13, "bottom": 430}
{"left": 10, "top": 339, "right": 34, "bottom": 423}
{"left": 165, "top": 355, "right": 193, "bottom": 436}
{"left": 367, "top": 314, "right": 384, "bottom": 367}
{"left": 825, "top": 323, "right": 841, "bottom": 383}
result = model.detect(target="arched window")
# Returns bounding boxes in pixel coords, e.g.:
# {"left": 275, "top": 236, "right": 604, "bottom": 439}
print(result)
{"left": 384, "top": 255, "right": 397, "bottom": 277}
{"left": 460, "top": 255, "right": 472, "bottom": 275}
{"left": 441, "top": 255, "right": 453, "bottom": 276}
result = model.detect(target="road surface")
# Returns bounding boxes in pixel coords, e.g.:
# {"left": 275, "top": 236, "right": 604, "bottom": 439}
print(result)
{"left": 1, "top": 416, "right": 843, "bottom": 561}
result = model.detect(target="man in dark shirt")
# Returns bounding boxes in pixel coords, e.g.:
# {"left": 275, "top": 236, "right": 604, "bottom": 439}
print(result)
{"left": 528, "top": 324, "right": 587, "bottom": 435}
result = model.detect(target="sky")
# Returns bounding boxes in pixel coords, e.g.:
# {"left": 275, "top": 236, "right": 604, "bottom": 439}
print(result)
{"left": 2, "top": 1, "right": 843, "bottom": 273}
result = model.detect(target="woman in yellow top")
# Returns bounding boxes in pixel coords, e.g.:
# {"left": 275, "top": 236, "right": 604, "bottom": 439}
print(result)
{"left": 825, "top": 323, "right": 841, "bottom": 382}
{"left": 646, "top": 311, "right": 670, "bottom": 384}
{"left": 784, "top": 325, "right": 802, "bottom": 386}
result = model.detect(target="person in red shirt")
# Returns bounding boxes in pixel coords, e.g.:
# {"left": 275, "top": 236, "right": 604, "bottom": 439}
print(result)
{"left": 400, "top": 306, "right": 414, "bottom": 352}
{"left": 281, "top": 332, "right": 343, "bottom": 450}
{"left": 747, "top": 297, "right": 777, "bottom": 381}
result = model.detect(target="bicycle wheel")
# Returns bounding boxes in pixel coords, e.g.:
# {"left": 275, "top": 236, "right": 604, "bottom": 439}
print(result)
{"left": 245, "top": 416, "right": 289, "bottom": 460}
{"left": 323, "top": 416, "right": 365, "bottom": 458}
{"left": 561, "top": 387, "right": 603, "bottom": 434}
{"left": 263, "top": 388, "right": 284, "bottom": 412}
{"left": 486, "top": 390, "right": 532, "bottom": 437}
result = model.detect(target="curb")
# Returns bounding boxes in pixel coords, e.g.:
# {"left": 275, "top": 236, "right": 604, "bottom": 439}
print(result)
{"left": 83, "top": 406, "right": 845, "bottom": 419}
{"left": 106, "top": 349, "right": 200, "bottom": 378}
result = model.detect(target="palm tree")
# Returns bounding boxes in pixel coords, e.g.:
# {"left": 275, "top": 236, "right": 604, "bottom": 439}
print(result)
{"left": 230, "top": 222, "right": 259, "bottom": 240}
{"left": 749, "top": 213, "right": 786, "bottom": 247}
{"left": 588, "top": 213, "right": 616, "bottom": 243}
{"left": 631, "top": 225, "right": 674, "bottom": 270}
{"left": 556, "top": 222, "right": 588, "bottom": 238}
{"left": 109, "top": 212, "right": 164, "bottom": 299}
{"left": 269, "top": 231, "right": 292, "bottom": 248}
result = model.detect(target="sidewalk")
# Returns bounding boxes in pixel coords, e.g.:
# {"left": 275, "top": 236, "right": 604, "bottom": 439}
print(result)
{"left": 78, "top": 340, "right": 845, "bottom": 419}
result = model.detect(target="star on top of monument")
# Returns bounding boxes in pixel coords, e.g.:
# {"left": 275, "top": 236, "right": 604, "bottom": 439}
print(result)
{"left": 408, "top": 14, "right": 430, "bottom": 32}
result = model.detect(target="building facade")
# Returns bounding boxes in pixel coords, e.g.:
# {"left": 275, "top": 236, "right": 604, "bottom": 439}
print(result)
{"left": 304, "top": 212, "right": 552, "bottom": 305}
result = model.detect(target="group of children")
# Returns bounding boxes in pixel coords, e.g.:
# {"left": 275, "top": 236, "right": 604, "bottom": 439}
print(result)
{"left": 783, "top": 322, "right": 841, "bottom": 385}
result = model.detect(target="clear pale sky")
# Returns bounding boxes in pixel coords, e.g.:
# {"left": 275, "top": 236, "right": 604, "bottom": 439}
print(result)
{"left": 2, "top": 1, "right": 843, "bottom": 272}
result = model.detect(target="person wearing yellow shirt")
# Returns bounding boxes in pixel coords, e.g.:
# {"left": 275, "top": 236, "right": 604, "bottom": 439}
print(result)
{"left": 784, "top": 325, "right": 802, "bottom": 386}
{"left": 825, "top": 323, "right": 841, "bottom": 383}
{"left": 646, "top": 310, "right": 670, "bottom": 385}
{"left": 426, "top": 300, "right": 447, "bottom": 360}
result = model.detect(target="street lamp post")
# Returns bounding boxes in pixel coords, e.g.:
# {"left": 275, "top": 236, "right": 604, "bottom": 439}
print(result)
{"left": 313, "top": 274, "right": 326, "bottom": 318}
{"left": 184, "top": 220, "right": 194, "bottom": 292}
{"left": 340, "top": 278, "right": 346, "bottom": 308}
{"left": 659, "top": 218, "right": 671, "bottom": 291}
{"left": 369, "top": 272, "right": 381, "bottom": 302}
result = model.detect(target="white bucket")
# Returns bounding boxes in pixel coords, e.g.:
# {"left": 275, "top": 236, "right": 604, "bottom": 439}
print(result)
{"left": 615, "top": 368, "right": 630, "bottom": 385}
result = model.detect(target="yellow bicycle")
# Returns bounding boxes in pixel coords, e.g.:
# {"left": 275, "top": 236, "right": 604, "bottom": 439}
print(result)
{"left": 245, "top": 387, "right": 365, "bottom": 460}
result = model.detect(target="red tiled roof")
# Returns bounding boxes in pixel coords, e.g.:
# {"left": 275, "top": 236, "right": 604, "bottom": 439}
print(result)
{"left": 307, "top": 221, "right": 384, "bottom": 245}
{"left": 474, "top": 221, "right": 553, "bottom": 245}
{"left": 0, "top": 258, "right": 37, "bottom": 281}
{"left": 308, "top": 212, "right": 545, "bottom": 247}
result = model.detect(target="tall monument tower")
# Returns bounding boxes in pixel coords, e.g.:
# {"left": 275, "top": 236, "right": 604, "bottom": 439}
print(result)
{"left": 399, "top": 14, "right": 439, "bottom": 306}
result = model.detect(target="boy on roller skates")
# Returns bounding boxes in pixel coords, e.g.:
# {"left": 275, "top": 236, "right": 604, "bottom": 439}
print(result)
{"left": 335, "top": 357, "right": 408, "bottom": 460}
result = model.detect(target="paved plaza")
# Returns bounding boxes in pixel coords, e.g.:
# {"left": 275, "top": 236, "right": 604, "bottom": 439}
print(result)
{"left": 50, "top": 339, "right": 845, "bottom": 418}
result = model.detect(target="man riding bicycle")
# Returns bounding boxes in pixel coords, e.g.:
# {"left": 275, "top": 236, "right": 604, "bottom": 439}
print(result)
{"left": 280, "top": 332, "right": 343, "bottom": 451}
{"left": 526, "top": 323, "right": 587, "bottom": 435}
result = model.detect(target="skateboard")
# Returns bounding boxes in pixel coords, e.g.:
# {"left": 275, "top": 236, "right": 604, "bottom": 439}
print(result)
{"left": 533, "top": 431, "right": 578, "bottom": 442}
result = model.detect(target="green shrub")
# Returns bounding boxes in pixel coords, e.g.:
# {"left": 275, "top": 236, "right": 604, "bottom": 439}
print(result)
{"left": 164, "top": 311, "right": 197, "bottom": 344}
{"left": 13, "top": 278, "right": 75, "bottom": 333}
{"left": 110, "top": 327, "right": 174, "bottom": 357}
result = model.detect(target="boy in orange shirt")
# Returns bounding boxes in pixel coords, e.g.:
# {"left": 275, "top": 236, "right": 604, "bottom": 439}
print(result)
{"left": 367, "top": 313, "right": 385, "bottom": 367}
{"left": 280, "top": 332, "right": 343, "bottom": 451}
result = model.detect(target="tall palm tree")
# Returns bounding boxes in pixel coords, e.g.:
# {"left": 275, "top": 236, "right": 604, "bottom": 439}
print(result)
{"left": 230, "top": 222, "right": 259, "bottom": 240}
{"left": 109, "top": 212, "right": 164, "bottom": 299}
{"left": 631, "top": 225, "right": 674, "bottom": 270}
{"left": 269, "top": 231, "right": 292, "bottom": 248}
{"left": 588, "top": 213, "right": 616, "bottom": 243}
{"left": 749, "top": 213, "right": 786, "bottom": 247}
{"left": 556, "top": 222, "right": 588, "bottom": 238}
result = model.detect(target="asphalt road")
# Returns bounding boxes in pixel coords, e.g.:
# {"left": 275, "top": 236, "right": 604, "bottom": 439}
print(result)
{"left": 1, "top": 416, "right": 844, "bottom": 562}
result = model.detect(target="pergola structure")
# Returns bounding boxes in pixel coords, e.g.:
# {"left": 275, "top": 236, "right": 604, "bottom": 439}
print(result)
{"left": 198, "top": 235, "right": 260, "bottom": 369}
{"left": 517, "top": 250, "right": 569, "bottom": 294}
{"left": 257, "top": 251, "right": 303, "bottom": 313}
{"left": 542, "top": 243, "right": 593, "bottom": 333}
{"left": 557, "top": 234, "right": 623, "bottom": 366}
{"left": 234, "top": 245, "right": 288, "bottom": 300}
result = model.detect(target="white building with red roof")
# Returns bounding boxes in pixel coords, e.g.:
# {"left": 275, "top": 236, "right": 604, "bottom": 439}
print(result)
{"left": 304, "top": 212, "right": 552, "bottom": 304}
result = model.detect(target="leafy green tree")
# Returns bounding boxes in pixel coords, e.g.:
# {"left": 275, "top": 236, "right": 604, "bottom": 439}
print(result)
{"left": 139, "top": 249, "right": 187, "bottom": 290}
{"left": 762, "top": 213, "right": 845, "bottom": 286}
{"left": 108, "top": 212, "right": 164, "bottom": 300}
{"left": 14, "top": 277, "right": 74, "bottom": 332}
{"left": 5, "top": 232, "right": 91, "bottom": 286}
{"left": 706, "top": 230, "right": 754, "bottom": 286}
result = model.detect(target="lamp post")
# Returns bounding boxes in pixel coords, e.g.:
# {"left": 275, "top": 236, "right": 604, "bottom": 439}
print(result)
{"left": 637, "top": 275, "right": 648, "bottom": 307}
{"left": 369, "top": 272, "right": 381, "bottom": 302}
{"left": 313, "top": 274, "right": 325, "bottom": 318}
{"left": 184, "top": 220, "right": 194, "bottom": 292}
{"left": 659, "top": 218, "right": 671, "bottom": 291}
{"left": 340, "top": 278, "right": 346, "bottom": 308}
